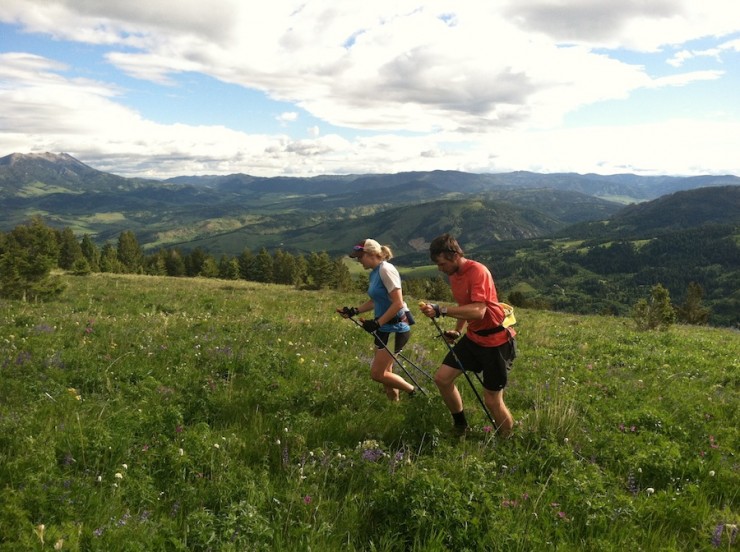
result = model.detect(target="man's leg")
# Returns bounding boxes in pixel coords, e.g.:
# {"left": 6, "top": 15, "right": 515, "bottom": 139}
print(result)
{"left": 434, "top": 364, "right": 468, "bottom": 429}
{"left": 484, "top": 388, "right": 513, "bottom": 437}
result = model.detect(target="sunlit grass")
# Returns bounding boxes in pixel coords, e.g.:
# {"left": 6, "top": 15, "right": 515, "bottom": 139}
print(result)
{"left": 0, "top": 273, "right": 737, "bottom": 550}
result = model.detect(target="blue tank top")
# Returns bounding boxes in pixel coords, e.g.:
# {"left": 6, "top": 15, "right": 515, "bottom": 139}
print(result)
{"left": 368, "top": 261, "right": 410, "bottom": 333}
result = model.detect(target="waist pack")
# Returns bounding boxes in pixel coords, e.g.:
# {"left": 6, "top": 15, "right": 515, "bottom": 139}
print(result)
{"left": 470, "top": 302, "right": 516, "bottom": 336}
{"left": 389, "top": 310, "right": 415, "bottom": 325}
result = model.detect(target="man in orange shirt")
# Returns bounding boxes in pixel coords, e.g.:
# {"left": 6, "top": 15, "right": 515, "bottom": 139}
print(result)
{"left": 419, "top": 234, "right": 517, "bottom": 437}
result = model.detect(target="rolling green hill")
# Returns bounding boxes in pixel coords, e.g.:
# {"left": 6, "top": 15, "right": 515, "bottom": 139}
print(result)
{"left": 0, "top": 273, "right": 737, "bottom": 549}
{"left": 3, "top": 153, "right": 738, "bottom": 254}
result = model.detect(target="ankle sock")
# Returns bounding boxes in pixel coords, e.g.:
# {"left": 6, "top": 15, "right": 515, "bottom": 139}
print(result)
{"left": 452, "top": 410, "right": 468, "bottom": 427}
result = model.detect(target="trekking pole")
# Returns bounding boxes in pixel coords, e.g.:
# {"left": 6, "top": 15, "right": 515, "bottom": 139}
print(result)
{"left": 395, "top": 351, "right": 434, "bottom": 382}
{"left": 345, "top": 315, "right": 428, "bottom": 396}
{"left": 422, "top": 305, "right": 495, "bottom": 426}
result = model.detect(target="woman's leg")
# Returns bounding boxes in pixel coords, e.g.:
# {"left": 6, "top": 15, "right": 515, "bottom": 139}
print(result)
{"left": 370, "top": 348, "right": 414, "bottom": 400}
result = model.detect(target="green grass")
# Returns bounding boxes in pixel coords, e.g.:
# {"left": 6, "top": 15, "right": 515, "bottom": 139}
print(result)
{"left": 0, "top": 274, "right": 738, "bottom": 551}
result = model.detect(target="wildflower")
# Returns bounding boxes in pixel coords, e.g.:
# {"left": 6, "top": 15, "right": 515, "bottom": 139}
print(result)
{"left": 34, "top": 524, "right": 45, "bottom": 545}
{"left": 646, "top": 488, "right": 655, "bottom": 495}
{"left": 361, "top": 448, "right": 384, "bottom": 462}
{"left": 178, "top": 448, "right": 184, "bottom": 456}
{"left": 303, "top": 495, "right": 312, "bottom": 505}
{"left": 114, "top": 472, "right": 123, "bottom": 479}
{"left": 483, "top": 425, "right": 493, "bottom": 433}
{"left": 709, "top": 470, "right": 715, "bottom": 477}
{"left": 54, "top": 539, "right": 64, "bottom": 551}
{"left": 712, "top": 523, "right": 724, "bottom": 547}
{"left": 213, "top": 443, "right": 220, "bottom": 449}
{"left": 122, "top": 463, "right": 128, "bottom": 470}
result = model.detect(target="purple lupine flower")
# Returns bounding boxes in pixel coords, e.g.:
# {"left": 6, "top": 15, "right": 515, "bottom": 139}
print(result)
{"left": 711, "top": 523, "right": 724, "bottom": 547}
{"left": 361, "top": 448, "right": 384, "bottom": 462}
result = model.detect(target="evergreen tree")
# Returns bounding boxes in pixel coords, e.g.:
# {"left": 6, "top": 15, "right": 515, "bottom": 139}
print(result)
{"left": 99, "top": 243, "right": 123, "bottom": 273}
{"left": 0, "top": 217, "right": 65, "bottom": 301}
{"left": 632, "top": 283, "right": 675, "bottom": 331}
{"left": 164, "top": 249, "right": 186, "bottom": 277}
{"left": 117, "top": 231, "right": 143, "bottom": 273}
{"left": 307, "top": 251, "right": 333, "bottom": 289}
{"left": 676, "top": 282, "right": 710, "bottom": 325}
{"left": 272, "top": 249, "right": 294, "bottom": 285}
{"left": 427, "top": 276, "right": 453, "bottom": 301}
{"left": 292, "top": 254, "right": 308, "bottom": 287}
{"left": 80, "top": 234, "right": 100, "bottom": 272}
{"left": 71, "top": 257, "right": 92, "bottom": 276}
{"left": 238, "top": 248, "right": 255, "bottom": 281}
{"left": 58, "top": 227, "right": 84, "bottom": 270}
{"left": 200, "top": 256, "right": 219, "bottom": 278}
{"left": 143, "top": 250, "right": 167, "bottom": 276}
{"left": 218, "top": 255, "right": 240, "bottom": 280}
{"left": 332, "top": 257, "right": 354, "bottom": 291}
{"left": 253, "top": 248, "right": 274, "bottom": 283}
{"left": 186, "top": 248, "right": 208, "bottom": 277}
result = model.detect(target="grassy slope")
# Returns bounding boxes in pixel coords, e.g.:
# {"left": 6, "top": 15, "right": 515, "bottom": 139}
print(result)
{"left": 0, "top": 274, "right": 737, "bottom": 550}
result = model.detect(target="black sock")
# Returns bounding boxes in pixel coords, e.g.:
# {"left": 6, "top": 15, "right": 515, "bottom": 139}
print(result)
{"left": 452, "top": 410, "right": 468, "bottom": 427}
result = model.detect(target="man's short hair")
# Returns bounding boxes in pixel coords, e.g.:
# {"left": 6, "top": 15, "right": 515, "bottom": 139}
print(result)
{"left": 429, "top": 233, "right": 464, "bottom": 261}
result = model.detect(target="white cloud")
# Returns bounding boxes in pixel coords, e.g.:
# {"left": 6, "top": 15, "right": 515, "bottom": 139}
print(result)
{"left": 1, "top": 1, "right": 739, "bottom": 177}
{"left": 277, "top": 112, "right": 298, "bottom": 125}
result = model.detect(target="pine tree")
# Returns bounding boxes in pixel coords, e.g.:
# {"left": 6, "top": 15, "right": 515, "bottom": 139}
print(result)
{"left": 200, "top": 256, "right": 219, "bottom": 278}
{"left": 253, "top": 248, "right": 274, "bottom": 283}
{"left": 0, "top": 217, "right": 65, "bottom": 301}
{"left": 117, "top": 231, "right": 143, "bottom": 273}
{"left": 185, "top": 248, "right": 208, "bottom": 277}
{"left": 332, "top": 257, "right": 354, "bottom": 291}
{"left": 238, "top": 248, "right": 255, "bottom": 281}
{"left": 80, "top": 234, "right": 100, "bottom": 271}
{"left": 99, "top": 243, "right": 123, "bottom": 273}
{"left": 218, "top": 255, "right": 240, "bottom": 280}
{"left": 58, "top": 227, "right": 84, "bottom": 270}
{"left": 307, "top": 251, "right": 333, "bottom": 289}
{"left": 632, "top": 283, "right": 676, "bottom": 331}
{"left": 676, "top": 282, "right": 710, "bottom": 325}
{"left": 164, "top": 249, "right": 186, "bottom": 277}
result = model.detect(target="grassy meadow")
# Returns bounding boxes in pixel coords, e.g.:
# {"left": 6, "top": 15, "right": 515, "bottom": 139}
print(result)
{"left": 0, "top": 273, "right": 738, "bottom": 551}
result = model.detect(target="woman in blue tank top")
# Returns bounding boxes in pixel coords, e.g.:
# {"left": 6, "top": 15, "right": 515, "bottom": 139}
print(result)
{"left": 337, "top": 238, "right": 417, "bottom": 401}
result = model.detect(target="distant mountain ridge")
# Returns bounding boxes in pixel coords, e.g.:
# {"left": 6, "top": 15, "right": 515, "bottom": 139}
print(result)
{"left": 1, "top": 152, "right": 739, "bottom": 256}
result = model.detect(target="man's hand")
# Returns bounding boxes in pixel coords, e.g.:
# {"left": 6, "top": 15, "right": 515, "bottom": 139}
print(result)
{"left": 418, "top": 302, "right": 439, "bottom": 319}
{"left": 361, "top": 318, "right": 381, "bottom": 333}
{"left": 443, "top": 330, "right": 461, "bottom": 344}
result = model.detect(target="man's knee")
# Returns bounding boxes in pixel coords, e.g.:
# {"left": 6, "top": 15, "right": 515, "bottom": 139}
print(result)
{"left": 434, "top": 365, "right": 458, "bottom": 388}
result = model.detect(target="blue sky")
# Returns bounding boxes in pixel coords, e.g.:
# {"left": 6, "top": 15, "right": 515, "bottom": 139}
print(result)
{"left": 1, "top": 1, "right": 739, "bottom": 179}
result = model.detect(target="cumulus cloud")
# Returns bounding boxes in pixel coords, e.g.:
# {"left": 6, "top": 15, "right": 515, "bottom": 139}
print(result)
{"left": 1, "top": 0, "right": 739, "bottom": 177}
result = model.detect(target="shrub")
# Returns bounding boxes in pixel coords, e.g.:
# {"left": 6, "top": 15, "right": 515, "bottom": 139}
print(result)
{"left": 632, "top": 283, "right": 675, "bottom": 331}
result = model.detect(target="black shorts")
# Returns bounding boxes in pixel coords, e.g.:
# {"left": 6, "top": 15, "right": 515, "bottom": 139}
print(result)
{"left": 443, "top": 334, "right": 516, "bottom": 391}
{"left": 374, "top": 330, "right": 411, "bottom": 353}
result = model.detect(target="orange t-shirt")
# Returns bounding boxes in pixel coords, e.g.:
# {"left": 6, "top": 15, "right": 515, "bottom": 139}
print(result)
{"left": 449, "top": 258, "right": 515, "bottom": 347}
